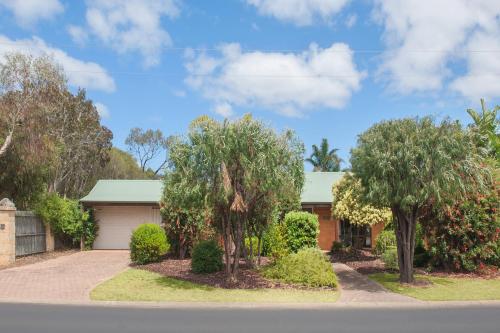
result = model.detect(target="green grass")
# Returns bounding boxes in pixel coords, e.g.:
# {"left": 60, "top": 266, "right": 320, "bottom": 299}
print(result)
{"left": 370, "top": 273, "right": 500, "bottom": 301}
{"left": 91, "top": 269, "right": 338, "bottom": 303}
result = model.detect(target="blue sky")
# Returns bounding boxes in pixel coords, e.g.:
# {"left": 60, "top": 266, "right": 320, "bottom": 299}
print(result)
{"left": 1, "top": 0, "right": 499, "bottom": 170}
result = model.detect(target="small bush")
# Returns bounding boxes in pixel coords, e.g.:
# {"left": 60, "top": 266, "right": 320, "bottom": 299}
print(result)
{"left": 381, "top": 247, "right": 399, "bottom": 271}
{"left": 262, "top": 221, "right": 289, "bottom": 260}
{"left": 330, "top": 241, "right": 344, "bottom": 253}
{"left": 245, "top": 236, "right": 259, "bottom": 257}
{"left": 283, "top": 211, "right": 319, "bottom": 253}
{"left": 263, "top": 248, "right": 337, "bottom": 288}
{"left": 130, "top": 224, "right": 169, "bottom": 264}
{"left": 374, "top": 230, "right": 396, "bottom": 255}
{"left": 191, "top": 240, "right": 224, "bottom": 274}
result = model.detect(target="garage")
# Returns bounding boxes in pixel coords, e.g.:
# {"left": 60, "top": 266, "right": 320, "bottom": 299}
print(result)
{"left": 80, "top": 180, "right": 164, "bottom": 250}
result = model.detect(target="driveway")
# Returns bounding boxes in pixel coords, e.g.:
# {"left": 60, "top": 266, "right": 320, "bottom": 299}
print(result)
{"left": 0, "top": 250, "right": 130, "bottom": 302}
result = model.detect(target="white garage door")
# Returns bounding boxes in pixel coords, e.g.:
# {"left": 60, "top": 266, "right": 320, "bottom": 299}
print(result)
{"left": 93, "top": 206, "right": 162, "bottom": 250}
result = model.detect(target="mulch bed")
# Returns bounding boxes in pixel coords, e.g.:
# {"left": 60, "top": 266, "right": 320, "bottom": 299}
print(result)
{"left": 0, "top": 249, "right": 78, "bottom": 271}
{"left": 139, "top": 256, "right": 330, "bottom": 290}
{"left": 331, "top": 248, "right": 500, "bottom": 279}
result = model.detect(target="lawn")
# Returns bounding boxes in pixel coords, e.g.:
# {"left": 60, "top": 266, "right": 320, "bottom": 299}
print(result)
{"left": 370, "top": 273, "right": 500, "bottom": 301}
{"left": 91, "top": 269, "right": 338, "bottom": 303}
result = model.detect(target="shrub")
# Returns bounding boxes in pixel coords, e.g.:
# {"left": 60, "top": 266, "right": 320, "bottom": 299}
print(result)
{"left": 245, "top": 236, "right": 259, "bottom": 257}
{"left": 381, "top": 247, "right": 399, "bottom": 271}
{"left": 35, "top": 192, "right": 95, "bottom": 247}
{"left": 191, "top": 240, "right": 224, "bottom": 274}
{"left": 422, "top": 185, "right": 500, "bottom": 272}
{"left": 283, "top": 211, "right": 319, "bottom": 253}
{"left": 374, "top": 230, "right": 396, "bottom": 255}
{"left": 330, "top": 241, "right": 344, "bottom": 253}
{"left": 262, "top": 221, "right": 289, "bottom": 260}
{"left": 264, "top": 248, "right": 337, "bottom": 288}
{"left": 130, "top": 224, "right": 169, "bottom": 264}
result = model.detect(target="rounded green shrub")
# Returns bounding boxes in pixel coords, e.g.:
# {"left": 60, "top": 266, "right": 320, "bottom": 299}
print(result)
{"left": 263, "top": 248, "right": 337, "bottom": 288}
{"left": 191, "top": 240, "right": 224, "bottom": 274}
{"left": 330, "top": 241, "right": 344, "bottom": 253}
{"left": 283, "top": 211, "right": 319, "bottom": 253}
{"left": 130, "top": 224, "right": 169, "bottom": 264}
{"left": 374, "top": 230, "right": 396, "bottom": 255}
{"left": 381, "top": 246, "right": 399, "bottom": 271}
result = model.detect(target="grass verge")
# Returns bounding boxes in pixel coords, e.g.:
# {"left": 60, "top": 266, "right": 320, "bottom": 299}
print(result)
{"left": 369, "top": 272, "right": 500, "bottom": 301}
{"left": 91, "top": 269, "right": 338, "bottom": 303}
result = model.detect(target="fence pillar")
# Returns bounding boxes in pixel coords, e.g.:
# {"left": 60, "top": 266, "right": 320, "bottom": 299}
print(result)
{"left": 46, "top": 224, "right": 55, "bottom": 252}
{"left": 0, "top": 198, "right": 16, "bottom": 266}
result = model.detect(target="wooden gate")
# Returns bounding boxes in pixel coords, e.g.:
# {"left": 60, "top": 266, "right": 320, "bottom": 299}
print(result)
{"left": 15, "top": 211, "right": 46, "bottom": 256}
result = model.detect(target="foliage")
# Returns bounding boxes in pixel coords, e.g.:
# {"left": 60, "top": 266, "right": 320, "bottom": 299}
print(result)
{"left": 245, "top": 236, "right": 259, "bottom": 257}
{"left": 381, "top": 247, "right": 399, "bottom": 271}
{"left": 330, "top": 241, "right": 344, "bottom": 253}
{"left": 351, "top": 117, "right": 489, "bottom": 283}
{"left": 0, "top": 53, "right": 112, "bottom": 207}
{"left": 264, "top": 248, "right": 337, "bottom": 288}
{"left": 35, "top": 192, "right": 95, "bottom": 247}
{"left": 467, "top": 99, "right": 500, "bottom": 164}
{"left": 305, "top": 138, "right": 342, "bottom": 171}
{"left": 262, "top": 220, "right": 289, "bottom": 260}
{"left": 82, "top": 209, "right": 99, "bottom": 250}
{"left": 125, "top": 127, "right": 169, "bottom": 176}
{"left": 332, "top": 173, "right": 392, "bottom": 226}
{"left": 130, "top": 224, "right": 169, "bottom": 265}
{"left": 93, "top": 147, "right": 147, "bottom": 180}
{"left": 374, "top": 230, "right": 397, "bottom": 255}
{"left": 283, "top": 211, "right": 319, "bottom": 253}
{"left": 191, "top": 240, "right": 224, "bottom": 274}
{"left": 163, "top": 115, "right": 305, "bottom": 282}
{"left": 422, "top": 183, "right": 500, "bottom": 272}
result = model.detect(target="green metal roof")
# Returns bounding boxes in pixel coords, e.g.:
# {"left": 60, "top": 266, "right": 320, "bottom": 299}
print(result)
{"left": 300, "top": 172, "right": 345, "bottom": 204}
{"left": 80, "top": 180, "right": 163, "bottom": 204}
{"left": 82, "top": 172, "right": 344, "bottom": 205}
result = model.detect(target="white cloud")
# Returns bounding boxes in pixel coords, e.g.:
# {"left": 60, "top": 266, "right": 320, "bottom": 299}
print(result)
{"left": 374, "top": 0, "right": 500, "bottom": 100}
{"left": 345, "top": 14, "right": 357, "bottom": 28}
{"left": 172, "top": 89, "right": 186, "bottom": 98}
{"left": 214, "top": 102, "right": 233, "bottom": 117}
{"left": 94, "top": 102, "right": 110, "bottom": 118}
{"left": 246, "top": 0, "right": 349, "bottom": 26}
{"left": 0, "top": 0, "right": 63, "bottom": 27}
{"left": 0, "top": 35, "right": 116, "bottom": 92}
{"left": 72, "top": 0, "right": 179, "bottom": 68}
{"left": 185, "top": 43, "right": 365, "bottom": 117}
{"left": 67, "top": 25, "right": 89, "bottom": 47}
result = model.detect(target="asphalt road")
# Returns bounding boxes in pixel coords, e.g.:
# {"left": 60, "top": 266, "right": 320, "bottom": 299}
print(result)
{"left": 0, "top": 303, "right": 499, "bottom": 333}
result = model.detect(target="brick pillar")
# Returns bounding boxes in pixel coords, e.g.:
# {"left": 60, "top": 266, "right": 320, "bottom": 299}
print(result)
{"left": 0, "top": 199, "right": 16, "bottom": 266}
{"left": 371, "top": 222, "right": 385, "bottom": 249}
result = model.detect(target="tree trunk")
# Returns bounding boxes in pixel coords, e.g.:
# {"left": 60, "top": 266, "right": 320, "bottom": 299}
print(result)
{"left": 257, "top": 234, "right": 262, "bottom": 266}
{"left": 0, "top": 130, "right": 14, "bottom": 158}
{"left": 392, "top": 206, "right": 417, "bottom": 284}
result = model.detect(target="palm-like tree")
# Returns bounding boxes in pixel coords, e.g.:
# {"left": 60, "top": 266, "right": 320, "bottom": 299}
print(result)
{"left": 306, "top": 138, "right": 342, "bottom": 172}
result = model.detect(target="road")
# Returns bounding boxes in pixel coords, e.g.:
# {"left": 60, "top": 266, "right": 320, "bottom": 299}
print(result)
{"left": 0, "top": 303, "right": 499, "bottom": 333}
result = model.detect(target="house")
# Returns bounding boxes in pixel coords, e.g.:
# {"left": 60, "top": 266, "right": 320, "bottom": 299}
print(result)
{"left": 81, "top": 172, "right": 384, "bottom": 250}
{"left": 301, "top": 172, "right": 384, "bottom": 251}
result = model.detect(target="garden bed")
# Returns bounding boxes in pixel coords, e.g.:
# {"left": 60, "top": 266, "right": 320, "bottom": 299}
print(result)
{"left": 139, "top": 257, "right": 330, "bottom": 290}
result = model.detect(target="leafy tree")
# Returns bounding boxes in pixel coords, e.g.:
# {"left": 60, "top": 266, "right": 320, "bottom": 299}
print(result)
{"left": 305, "top": 138, "right": 342, "bottom": 171}
{"left": 163, "top": 115, "right": 304, "bottom": 282}
{"left": 332, "top": 173, "right": 392, "bottom": 226}
{"left": 351, "top": 117, "right": 489, "bottom": 283}
{"left": 125, "top": 127, "right": 169, "bottom": 176}
{"left": 0, "top": 53, "right": 66, "bottom": 158}
{"left": 94, "top": 147, "right": 147, "bottom": 180}
{"left": 467, "top": 99, "right": 500, "bottom": 165}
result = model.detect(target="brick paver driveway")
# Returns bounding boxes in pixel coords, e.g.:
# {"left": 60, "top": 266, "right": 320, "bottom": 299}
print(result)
{"left": 0, "top": 251, "right": 130, "bottom": 302}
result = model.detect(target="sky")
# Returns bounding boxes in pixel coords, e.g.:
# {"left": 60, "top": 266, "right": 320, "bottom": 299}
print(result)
{"left": 1, "top": 0, "right": 499, "bottom": 170}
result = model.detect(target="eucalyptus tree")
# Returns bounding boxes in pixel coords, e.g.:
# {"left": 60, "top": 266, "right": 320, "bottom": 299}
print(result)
{"left": 351, "top": 117, "right": 489, "bottom": 283}
{"left": 164, "top": 115, "right": 304, "bottom": 282}
{"left": 125, "top": 127, "right": 170, "bottom": 175}
{"left": 306, "top": 138, "right": 342, "bottom": 172}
